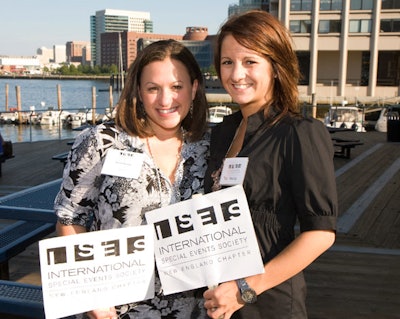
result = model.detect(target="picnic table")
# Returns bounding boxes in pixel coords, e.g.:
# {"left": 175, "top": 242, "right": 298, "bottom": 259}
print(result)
{"left": 326, "top": 126, "right": 364, "bottom": 158}
{"left": 0, "top": 178, "right": 61, "bottom": 279}
{"left": 331, "top": 137, "right": 364, "bottom": 159}
{"left": 0, "top": 179, "right": 61, "bottom": 318}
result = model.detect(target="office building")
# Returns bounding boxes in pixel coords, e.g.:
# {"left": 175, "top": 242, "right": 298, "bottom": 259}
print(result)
{"left": 101, "top": 32, "right": 182, "bottom": 71}
{"left": 91, "top": 9, "right": 153, "bottom": 66}
{"left": 36, "top": 47, "right": 54, "bottom": 65}
{"left": 53, "top": 45, "right": 66, "bottom": 64}
{"left": 66, "top": 41, "right": 91, "bottom": 65}
{"left": 229, "top": 0, "right": 273, "bottom": 16}
{"left": 229, "top": 0, "right": 400, "bottom": 104}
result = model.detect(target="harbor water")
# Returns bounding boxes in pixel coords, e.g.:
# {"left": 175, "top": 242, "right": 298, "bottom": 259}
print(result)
{"left": 0, "top": 78, "right": 120, "bottom": 142}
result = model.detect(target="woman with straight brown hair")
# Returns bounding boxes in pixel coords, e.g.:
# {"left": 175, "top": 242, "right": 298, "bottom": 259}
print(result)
{"left": 203, "top": 10, "right": 338, "bottom": 319}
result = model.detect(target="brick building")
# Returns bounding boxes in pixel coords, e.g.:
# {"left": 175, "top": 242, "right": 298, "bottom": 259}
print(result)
{"left": 100, "top": 31, "right": 182, "bottom": 71}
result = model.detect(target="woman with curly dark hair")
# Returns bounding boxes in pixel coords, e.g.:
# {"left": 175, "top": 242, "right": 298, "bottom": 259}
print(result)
{"left": 55, "top": 40, "right": 209, "bottom": 318}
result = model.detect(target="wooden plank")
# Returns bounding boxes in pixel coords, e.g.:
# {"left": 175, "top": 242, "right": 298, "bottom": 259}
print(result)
{"left": 2, "top": 130, "right": 400, "bottom": 319}
{"left": 305, "top": 250, "right": 400, "bottom": 319}
{"left": 351, "top": 169, "right": 400, "bottom": 248}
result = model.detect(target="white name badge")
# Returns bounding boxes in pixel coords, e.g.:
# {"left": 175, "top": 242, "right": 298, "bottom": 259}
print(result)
{"left": 220, "top": 157, "right": 249, "bottom": 186}
{"left": 101, "top": 149, "right": 145, "bottom": 179}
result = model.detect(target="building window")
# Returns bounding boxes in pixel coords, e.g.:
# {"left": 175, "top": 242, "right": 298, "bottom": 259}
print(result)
{"left": 382, "top": 0, "right": 400, "bottom": 9}
{"left": 350, "top": 0, "right": 373, "bottom": 10}
{"left": 290, "top": 20, "right": 312, "bottom": 33}
{"left": 349, "top": 19, "right": 372, "bottom": 32}
{"left": 297, "top": 51, "right": 310, "bottom": 85}
{"left": 291, "top": 0, "right": 312, "bottom": 11}
{"left": 320, "top": 0, "right": 342, "bottom": 10}
{"left": 361, "top": 52, "right": 370, "bottom": 86}
{"left": 377, "top": 52, "right": 400, "bottom": 86}
{"left": 319, "top": 20, "right": 341, "bottom": 33}
{"left": 381, "top": 19, "right": 400, "bottom": 32}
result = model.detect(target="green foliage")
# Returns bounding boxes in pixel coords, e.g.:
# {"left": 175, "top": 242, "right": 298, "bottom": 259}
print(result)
{"left": 54, "top": 64, "right": 120, "bottom": 76}
{"left": 202, "top": 65, "right": 217, "bottom": 76}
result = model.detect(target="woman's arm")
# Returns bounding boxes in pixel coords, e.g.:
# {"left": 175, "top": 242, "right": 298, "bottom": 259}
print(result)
{"left": 203, "top": 229, "right": 335, "bottom": 319}
{"left": 56, "top": 222, "right": 87, "bottom": 236}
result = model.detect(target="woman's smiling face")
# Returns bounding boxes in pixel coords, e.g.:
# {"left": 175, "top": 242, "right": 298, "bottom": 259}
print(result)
{"left": 220, "top": 34, "right": 275, "bottom": 117}
{"left": 139, "top": 57, "right": 197, "bottom": 135}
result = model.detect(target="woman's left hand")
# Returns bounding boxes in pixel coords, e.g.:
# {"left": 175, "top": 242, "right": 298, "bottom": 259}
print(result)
{"left": 203, "top": 281, "right": 243, "bottom": 319}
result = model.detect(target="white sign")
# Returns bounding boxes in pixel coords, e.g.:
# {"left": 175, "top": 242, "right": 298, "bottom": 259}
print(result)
{"left": 101, "top": 149, "right": 145, "bottom": 179}
{"left": 220, "top": 157, "right": 249, "bottom": 186}
{"left": 39, "top": 226, "right": 155, "bottom": 319}
{"left": 145, "top": 185, "right": 264, "bottom": 295}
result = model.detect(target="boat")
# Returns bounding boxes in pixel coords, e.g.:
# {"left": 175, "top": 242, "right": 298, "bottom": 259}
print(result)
{"left": 208, "top": 105, "right": 232, "bottom": 124}
{"left": 39, "top": 108, "right": 70, "bottom": 126}
{"left": 324, "top": 106, "right": 366, "bottom": 132}
{"left": 66, "top": 109, "right": 106, "bottom": 128}
{"left": 0, "top": 107, "right": 39, "bottom": 124}
{"left": 0, "top": 111, "right": 19, "bottom": 124}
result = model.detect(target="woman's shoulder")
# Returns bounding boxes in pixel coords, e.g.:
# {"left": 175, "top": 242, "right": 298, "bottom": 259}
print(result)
{"left": 74, "top": 121, "right": 129, "bottom": 150}
{"left": 184, "top": 130, "right": 210, "bottom": 158}
{"left": 281, "top": 115, "right": 329, "bottom": 137}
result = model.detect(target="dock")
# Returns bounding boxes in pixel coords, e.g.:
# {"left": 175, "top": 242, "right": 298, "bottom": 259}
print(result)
{"left": 1, "top": 131, "right": 399, "bottom": 318}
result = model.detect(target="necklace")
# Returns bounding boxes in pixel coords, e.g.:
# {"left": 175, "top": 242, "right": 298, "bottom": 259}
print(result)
{"left": 146, "top": 133, "right": 183, "bottom": 203}
{"left": 146, "top": 134, "right": 183, "bottom": 163}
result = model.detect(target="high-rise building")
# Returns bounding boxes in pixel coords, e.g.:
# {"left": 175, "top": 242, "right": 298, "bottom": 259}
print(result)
{"left": 90, "top": 9, "right": 153, "bottom": 66}
{"left": 228, "top": 0, "right": 400, "bottom": 104}
{"left": 228, "top": 0, "right": 272, "bottom": 16}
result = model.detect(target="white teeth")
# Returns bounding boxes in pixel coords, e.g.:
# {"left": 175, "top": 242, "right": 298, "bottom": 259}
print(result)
{"left": 159, "top": 108, "right": 176, "bottom": 114}
{"left": 233, "top": 84, "right": 248, "bottom": 89}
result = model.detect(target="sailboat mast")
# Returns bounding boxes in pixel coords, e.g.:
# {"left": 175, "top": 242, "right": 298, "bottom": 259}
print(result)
{"left": 118, "top": 32, "right": 124, "bottom": 92}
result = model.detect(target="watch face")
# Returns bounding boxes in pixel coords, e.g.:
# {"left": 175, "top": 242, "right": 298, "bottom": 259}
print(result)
{"left": 242, "top": 289, "right": 257, "bottom": 304}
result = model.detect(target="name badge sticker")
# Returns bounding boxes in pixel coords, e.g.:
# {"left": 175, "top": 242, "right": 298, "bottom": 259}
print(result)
{"left": 220, "top": 157, "right": 249, "bottom": 186}
{"left": 101, "top": 149, "right": 144, "bottom": 179}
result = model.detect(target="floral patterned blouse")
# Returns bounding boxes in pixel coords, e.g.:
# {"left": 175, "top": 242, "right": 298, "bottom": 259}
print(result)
{"left": 54, "top": 122, "right": 209, "bottom": 319}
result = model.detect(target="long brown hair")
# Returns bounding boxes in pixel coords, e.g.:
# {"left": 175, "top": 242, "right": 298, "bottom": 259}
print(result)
{"left": 214, "top": 10, "right": 300, "bottom": 120}
{"left": 115, "top": 40, "right": 208, "bottom": 141}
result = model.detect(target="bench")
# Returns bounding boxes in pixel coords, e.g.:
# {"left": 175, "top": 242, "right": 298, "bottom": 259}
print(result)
{"left": 0, "top": 181, "right": 59, "bottom": 279}
{"left": 0, "top": 218, "right": 55, "bottom": 280}
{"left": 0, "top": 280, "right": 44, "bottom": 318}
{"left": 52, "top": 151, "right": 69, "bottom": 167}
{"left": 333, "top": 141, "right": 364, "bottom": 159}
{"left": 0, "top": 180, "right": 60, "bottom": 317}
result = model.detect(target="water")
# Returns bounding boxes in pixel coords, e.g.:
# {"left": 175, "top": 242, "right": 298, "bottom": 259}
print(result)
{"left": 0, "top": 78, "right": 120, "bottom": 142}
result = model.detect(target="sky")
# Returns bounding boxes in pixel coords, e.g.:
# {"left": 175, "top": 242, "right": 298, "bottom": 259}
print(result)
{"left": 1, "top": 0, "right": 235, "bottom": 56}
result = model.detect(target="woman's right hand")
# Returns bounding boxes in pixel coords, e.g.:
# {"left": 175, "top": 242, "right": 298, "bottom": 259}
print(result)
{"left": 85, "top": 307, "right": 117, "bottom": 319}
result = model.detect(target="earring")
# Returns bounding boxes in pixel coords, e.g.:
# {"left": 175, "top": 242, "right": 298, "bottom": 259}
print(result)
{"left": 138, "top": 101, "right": 146, "bottom": 118}
{"left": 190, "top": 102, "right": 194, "bottom": 117}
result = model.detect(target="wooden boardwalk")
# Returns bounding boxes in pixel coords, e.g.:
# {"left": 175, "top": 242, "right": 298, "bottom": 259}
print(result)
{"left": 1, "top": 131, "right": 400, "bottom": 318}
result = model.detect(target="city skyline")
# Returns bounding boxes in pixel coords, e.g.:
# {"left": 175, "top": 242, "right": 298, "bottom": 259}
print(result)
{"left": 0, "top": 0, "right": 234, "bottom": 56}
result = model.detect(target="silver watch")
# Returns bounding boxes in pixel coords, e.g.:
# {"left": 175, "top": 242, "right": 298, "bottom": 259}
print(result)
{"left": 236, "top": 278, "right": 257, "bottom": 304}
